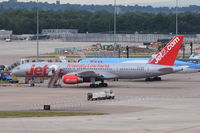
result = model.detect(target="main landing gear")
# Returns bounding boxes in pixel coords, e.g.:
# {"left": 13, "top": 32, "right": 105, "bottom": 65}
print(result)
{"left": 89, "top": 78, "right": 108, "bottom": 88}
{"left": 89, "top": 83, "right": 108, "bottom": 88}
{"left": 30, "top": 77, "right": 35, "bottom": 87}
{"left": 145, "top": 76, "right": 162, "bottom": 81}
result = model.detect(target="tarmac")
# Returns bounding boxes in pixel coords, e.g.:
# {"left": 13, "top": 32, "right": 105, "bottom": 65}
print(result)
{"left": 1, "top": 40, "right": 196, "bottom": 65}
{"left": 1, "top": 40, "right": 200, "bottom": 133}
{"left": 0, "top": 73, "right": 200, "bottom": 133}
{"left": 0, "top": 40, "right": 93, "bottom": 64}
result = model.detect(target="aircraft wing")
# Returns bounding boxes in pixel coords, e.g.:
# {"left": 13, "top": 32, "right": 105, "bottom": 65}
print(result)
{"left": 67, "top": 71, "right": 118, "bottom": 79}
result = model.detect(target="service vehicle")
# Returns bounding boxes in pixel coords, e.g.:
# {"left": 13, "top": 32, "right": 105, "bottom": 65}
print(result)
{"left": 87, "top": 89, "right": 115, "bottom": 101}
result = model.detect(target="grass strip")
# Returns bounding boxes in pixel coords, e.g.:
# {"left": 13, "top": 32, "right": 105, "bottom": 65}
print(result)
{"left": 0, "top": 111, "right": 108, "bottom": 118}
{"left": 0, "top": 81, "right": 9, "bottom": 84}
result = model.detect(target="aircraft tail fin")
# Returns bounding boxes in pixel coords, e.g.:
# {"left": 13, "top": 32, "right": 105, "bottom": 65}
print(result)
{"left": 148, "top": 35, "right": 184, "bottom": 66}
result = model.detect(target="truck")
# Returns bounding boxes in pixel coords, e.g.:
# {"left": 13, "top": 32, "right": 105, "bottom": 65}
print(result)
{"left": 9, "top": 75, "right": 19, "bottom": 84}
{"left": 0, "top": 72, "right": 19, "bottom": 83}
{"left": 87, "top": 89, "right": 115, "bottom": 101}
{"left": 0, "top": 72, "right": 11, "bottom": 80}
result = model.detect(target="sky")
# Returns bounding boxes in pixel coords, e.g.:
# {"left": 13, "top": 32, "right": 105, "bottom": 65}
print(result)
{"left": 1, "top": 0, "right": 200, "bottom": 7}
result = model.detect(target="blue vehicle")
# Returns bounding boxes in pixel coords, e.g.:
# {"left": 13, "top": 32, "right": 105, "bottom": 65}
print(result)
{"left": 0, "top": 72, "right": 12, "bottom": 81}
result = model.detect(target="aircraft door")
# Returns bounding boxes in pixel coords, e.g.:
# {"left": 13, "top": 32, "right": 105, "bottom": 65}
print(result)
{"left": 114, "top": 64, "right": 120, "bottom": 80}
{"left": 115, "top": 64, "right": 120, "bottom": 74}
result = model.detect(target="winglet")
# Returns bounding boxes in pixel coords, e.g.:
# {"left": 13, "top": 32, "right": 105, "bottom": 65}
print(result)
{"left": 148, "top": 35, "right": 184, "bottom": 66}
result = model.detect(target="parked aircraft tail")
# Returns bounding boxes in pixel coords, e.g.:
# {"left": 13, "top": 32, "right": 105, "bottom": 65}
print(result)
{"left": 148, "top": 35, "right": 184, "bottom": 66}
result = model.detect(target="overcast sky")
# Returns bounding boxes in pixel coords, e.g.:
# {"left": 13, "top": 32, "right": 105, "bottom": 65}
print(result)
{"left": 1, "top": 0, "right": 200, "bottom": 7}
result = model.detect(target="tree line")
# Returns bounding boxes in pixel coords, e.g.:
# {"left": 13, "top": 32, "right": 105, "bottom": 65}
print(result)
{"left": 1, "top": 2, "right": 200, "bottom": 14}
{"left": 0, "top": 10, "right": 200, "bottom": 34}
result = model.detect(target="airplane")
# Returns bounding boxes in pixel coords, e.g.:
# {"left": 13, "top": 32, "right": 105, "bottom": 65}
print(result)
{"left": 80, "top": 58, "right": 200, "bottom": 73}
{"left": 80, "top": 48, "right": 200, "bottom": 74}
{"left": 188, "top": 53, "right": 200, "bottom": 59}
{"left": 178, "top": 58, "right": 200, "bottom": 64}
{"left": 12, "top": 35, "right": 184, "bottom": 88}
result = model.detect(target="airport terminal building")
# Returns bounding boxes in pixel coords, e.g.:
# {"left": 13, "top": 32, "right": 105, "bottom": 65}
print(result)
{"left": 0, "top": 30, "right": 12, "bottom": 40}
{"left": 42, "top": 29, "right": 79, "bottom": 35}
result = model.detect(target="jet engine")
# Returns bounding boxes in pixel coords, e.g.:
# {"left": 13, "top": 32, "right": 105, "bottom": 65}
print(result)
{"left": 62, "top": 74, "right": 83, "bottom": 84}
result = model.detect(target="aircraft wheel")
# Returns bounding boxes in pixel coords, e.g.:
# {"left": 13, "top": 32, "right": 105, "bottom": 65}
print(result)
{"left": 30, "top": 83, "right": 35, "bottom": 87}
{"left": 153, "top": 77, "right": 162, "bottom": 81}
{"left": 94, "top": 84, "right": 99, "bottom": 88}
{"left": 90, "top": 84, "right": 99, "bottom": 88}
{"left": 103, "top": 83, "right": 108, "bottom": 87}
{"left": 90, "top": 84, "right": 95, "bottom": 88}
{"left": 99, "top": 83, "right": 104, "bottom": 87}
{"left": 145, "top": 78, "right": 152, "bottom": 81}
{"left": 157, "top": 77, "right": 161, "bottom": 81}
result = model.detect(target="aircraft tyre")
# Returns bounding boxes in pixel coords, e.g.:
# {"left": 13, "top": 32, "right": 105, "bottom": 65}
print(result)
{"left": 99, "top": 83, "right": 108, "bottom": 87}
{"left": 153, "top": 77, "right": 162, "bottom": 81}
{"left": 89, "top": 84, "right": 94, "bottom": 88}
{"left": 145, "top": 77, "right": 161, "bottom": 81}
{"left": 99, "top": 83, "right": 104, "bottom": 87}
{"left": 94, "top": 84, "right": 99, "bottom": 88}
{"left": 145, "top": 78, "right": 152, "bottom": 81}
{"left": 30, "top": 83, "right": 35, "bottom": 87}
{"left": 103, "top": 83, "right": 108, "bottom": 87}
{"left": 90, "top": 84, "right": 99, "bottom": 88}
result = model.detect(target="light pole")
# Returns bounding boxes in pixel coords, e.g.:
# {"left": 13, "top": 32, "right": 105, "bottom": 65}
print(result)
{"left": 113, "top": 0, "right": 120, "bottom": 57}
{"left": 114, "top": 0, "right": 117, "bottom": 48}
{"left": 175, "top": 0, "right": 184, "bottom": 57}
{"left": 36, "top": 0, "right": 39, "bottom": 62}
{"left": 176, "top": 0, "right": 178, "bottom": 35}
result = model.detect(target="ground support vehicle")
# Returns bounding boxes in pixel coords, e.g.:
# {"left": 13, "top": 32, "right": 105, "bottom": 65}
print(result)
{"left": 87, "top": 89, "right": 115, "bottom": 101}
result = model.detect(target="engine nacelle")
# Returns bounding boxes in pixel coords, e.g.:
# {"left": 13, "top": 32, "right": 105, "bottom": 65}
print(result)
{"left": 62, "top": 74, "right": 83, "bottom": 84}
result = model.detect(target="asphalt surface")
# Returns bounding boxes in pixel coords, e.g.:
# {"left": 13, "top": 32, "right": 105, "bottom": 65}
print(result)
{"left": 1, "top": 40, "right": 200, "bottom": 133}
{"left": 1, "top": 40, "right": 197, "bottom": 65}
{"left": 0, "top": 40, "right": 93, "bottom": 64}
{"left": 0, "top": 73, "right": 200, "bottom": 133}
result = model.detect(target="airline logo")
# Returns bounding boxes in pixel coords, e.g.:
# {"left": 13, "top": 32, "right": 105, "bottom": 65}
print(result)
{"left": 148, "top": 35, "right": 184, "bottom": 66}
{"left": 26, "top": 65, "right": 49, "bottom": 76}
{"left": 155, "top": 37, "right": 180, "bottom": 64}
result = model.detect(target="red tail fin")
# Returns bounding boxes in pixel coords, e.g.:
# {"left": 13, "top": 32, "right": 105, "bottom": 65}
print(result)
{"left": 148, "top": 35, "right": 184, "bottom": 66}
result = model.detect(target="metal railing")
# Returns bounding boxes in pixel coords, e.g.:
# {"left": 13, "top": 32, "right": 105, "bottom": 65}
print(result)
{"left": 62, "top": 33, "right": 200, "bottom": 43}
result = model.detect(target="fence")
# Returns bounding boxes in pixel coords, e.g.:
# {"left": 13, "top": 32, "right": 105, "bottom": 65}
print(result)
{"left": 62, "top": 33, "right": 200, "bottom": 43}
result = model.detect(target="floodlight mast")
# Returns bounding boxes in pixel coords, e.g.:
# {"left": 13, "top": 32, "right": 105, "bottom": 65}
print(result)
{"left": 114, "top": 0, "right": 116, "bottom": 47}
{"left": 176, "top": 0, "right": 178, "bottom": 35}
{"left": 114, "top": 0, "right": 120, "bottom": 57}
{"left": 36, "top": 0, "right": 39, "bottom": 62}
